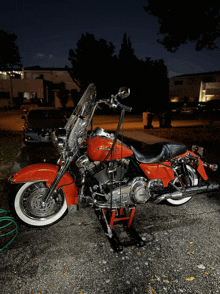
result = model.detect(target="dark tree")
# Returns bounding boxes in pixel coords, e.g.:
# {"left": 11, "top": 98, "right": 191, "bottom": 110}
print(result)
{"left": 70, "top": 88, "right": 80, "bottom": 107}
{"left": 146, "top": 58, "right": 169, "bottom": 109}
{"left": 68, "top": 32, "right": 169, "bottom": 113}
{"left": 57, "top": 82, "right": 69, "bottom": 108}
{"left": 144, "top": 1, "right": 220, "bottom": 52}
{"left": 117, "top": 33, "right": 138, "bottom": 95}
{"left": 125, "top": 57, "right": 169, "bottom": 112}
{"left": 68, "top": 32, "right": 117, "bottom": 96}
{"left": 0, "top": 30, "right": 22, "bottom": 68}
{"left": 119, "top": 33, "right": 137, "bottom": 62}
{"left": 117, "top": 33, "right": 169, "bottom": 112}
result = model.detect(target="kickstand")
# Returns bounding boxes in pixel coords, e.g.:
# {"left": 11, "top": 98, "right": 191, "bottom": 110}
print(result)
{"left": 95, "top": 206, "right": 146, "bottom": 252}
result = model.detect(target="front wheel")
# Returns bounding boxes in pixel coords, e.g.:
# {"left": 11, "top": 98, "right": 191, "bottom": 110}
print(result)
{"left": 14, "top": 182, "right": 67, "bottom": 226}
{"left": 166, "top": 165, "right": 198, "bottom": 206}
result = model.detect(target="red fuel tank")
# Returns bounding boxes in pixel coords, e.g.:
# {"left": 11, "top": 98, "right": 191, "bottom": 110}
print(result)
{"left": 87, "top": 136, "right": 133, "bottom": 161}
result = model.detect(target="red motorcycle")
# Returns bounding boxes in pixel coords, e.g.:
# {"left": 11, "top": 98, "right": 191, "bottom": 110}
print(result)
{"left": 10, "top": 84, "right": 219, "bottom": 249}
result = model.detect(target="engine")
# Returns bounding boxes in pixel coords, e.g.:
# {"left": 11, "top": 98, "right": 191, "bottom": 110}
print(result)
{"left": 76, "top": 155, "right": 151, "bottom": 208}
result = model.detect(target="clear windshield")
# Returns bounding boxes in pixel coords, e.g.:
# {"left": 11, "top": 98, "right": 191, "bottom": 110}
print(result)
{"left": 65, "top": 83, "right": 96, "bottom": 130}
{"left": 65, "top": 83, "right": 97, "bottom": 149}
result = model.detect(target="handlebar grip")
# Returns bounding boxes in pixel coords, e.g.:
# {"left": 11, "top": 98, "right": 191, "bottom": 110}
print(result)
{"left": 118, "top": 102, "right": 132, "bottom": 112}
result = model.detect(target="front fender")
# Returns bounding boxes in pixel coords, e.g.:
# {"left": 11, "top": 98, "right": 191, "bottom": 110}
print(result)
{"left": 11, "top": 163, "right": 78, "bottom": 206}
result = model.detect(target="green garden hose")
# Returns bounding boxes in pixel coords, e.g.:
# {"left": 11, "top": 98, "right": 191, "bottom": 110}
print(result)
{"left": 0, "top": 209, "right": 18, "bottom": 251}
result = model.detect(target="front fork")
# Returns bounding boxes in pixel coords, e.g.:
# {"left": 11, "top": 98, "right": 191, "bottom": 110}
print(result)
{"left": 43, "top": 156, "right": 75, "bottom": 204}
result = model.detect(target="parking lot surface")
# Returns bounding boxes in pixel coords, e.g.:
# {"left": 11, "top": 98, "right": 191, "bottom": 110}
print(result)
{"left": 1, "top": 110, "right": 220, "bottom": 293}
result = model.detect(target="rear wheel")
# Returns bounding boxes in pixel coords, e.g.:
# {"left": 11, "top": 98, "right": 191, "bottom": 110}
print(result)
{"left": 14, "top": 182, "right": 67, "bottom": 226}
{"left": 166, "top": 165, "right": 198, "bottom": 205}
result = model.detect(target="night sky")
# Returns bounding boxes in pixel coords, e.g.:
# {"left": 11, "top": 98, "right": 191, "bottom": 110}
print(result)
{"left": 1, "top": 0, "right": 220, "bottom": 78}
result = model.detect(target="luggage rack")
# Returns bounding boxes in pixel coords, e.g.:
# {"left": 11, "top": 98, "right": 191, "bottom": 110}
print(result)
{"left": 95, "top": 206, "right": 146, "bottom": 252}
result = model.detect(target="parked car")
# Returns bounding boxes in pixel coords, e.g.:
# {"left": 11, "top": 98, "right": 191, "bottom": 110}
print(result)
{"left": 197, "top": 100, "right": 220, "bottom": 112}
{"left": 21, "top": 107, "right": 67, "bottom": 143}
{"left": 20, "top": 103, "right": 39, "bottom": 112}
{"left": 180, "top": 102, "right": 198, "bottom": 114}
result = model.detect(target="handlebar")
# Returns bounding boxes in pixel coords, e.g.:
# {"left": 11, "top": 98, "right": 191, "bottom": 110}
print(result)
{"left": 117, "top": 102, "right": 132, "bottom": 112}
{"left": 98, "top": 97, "right": 132, "bottom": 112}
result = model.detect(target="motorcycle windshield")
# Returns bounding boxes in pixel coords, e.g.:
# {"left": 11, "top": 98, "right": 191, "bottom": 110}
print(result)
{"left": 65, "top": 83, "right": 97, "bottom": 149}
{"left": 65, "top": 83, "right": 97, "bottom": 130}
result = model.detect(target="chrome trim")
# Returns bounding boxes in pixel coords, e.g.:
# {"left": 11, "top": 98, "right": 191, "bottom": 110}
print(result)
{"left": 154, "top": 184, "right": 220, "bottom": 203}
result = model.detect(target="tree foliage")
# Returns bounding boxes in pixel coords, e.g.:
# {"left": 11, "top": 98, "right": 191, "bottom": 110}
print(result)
{"left": 68, "top": 32, "right": 117, "bottom": 95}
{"left": 70, "top": 88, "right": 80, "bottom": 107}
{"left": 144, "top": 1, "right": 220, "bottom": 52}
{"left": 68, "top": 32, "right": 169, "bottom": 112}
{"left": 57, "top": 82, "right": 69, "bottom": 108}
{"left": 119, "top": 33, "right": 137, "bottom": 62}
{"left": 0, "top": 30, "right": 22, "bottom": 68}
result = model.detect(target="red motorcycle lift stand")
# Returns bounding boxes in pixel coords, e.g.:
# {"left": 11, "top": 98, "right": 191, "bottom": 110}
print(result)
{"left": 95, "top": 206, "right": 146, "bottom": 252}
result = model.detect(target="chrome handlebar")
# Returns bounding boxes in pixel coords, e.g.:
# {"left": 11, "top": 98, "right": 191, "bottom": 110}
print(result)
{"left": 97, "top": 96, "right": 132, "bottom": 112}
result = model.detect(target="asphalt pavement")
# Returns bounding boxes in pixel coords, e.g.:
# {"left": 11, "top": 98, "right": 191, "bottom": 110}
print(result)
{"left": 1, "top": 110, "right": 220, "bottom": 294}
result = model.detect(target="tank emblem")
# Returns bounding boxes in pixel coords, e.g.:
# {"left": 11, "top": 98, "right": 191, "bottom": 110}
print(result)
{"left": 98, "top": 147, "right": 119, "bottom": 151}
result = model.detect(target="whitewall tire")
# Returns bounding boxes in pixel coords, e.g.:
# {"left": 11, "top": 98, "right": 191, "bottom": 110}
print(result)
{"left": 14, "top": 182, "right": 67, "bottom": 226}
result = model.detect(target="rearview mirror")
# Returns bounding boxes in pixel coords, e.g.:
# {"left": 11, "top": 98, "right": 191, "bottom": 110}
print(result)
{"left": 118, "top": 87, "right": 130, "bottom": 99}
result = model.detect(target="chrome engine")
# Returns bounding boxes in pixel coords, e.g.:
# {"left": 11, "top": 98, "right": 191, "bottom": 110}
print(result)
{"left": 103, "top": 177, "right": 151, "bottom": 207}
{"left": 76, "top": 155, "right": 152, "bottom": 208}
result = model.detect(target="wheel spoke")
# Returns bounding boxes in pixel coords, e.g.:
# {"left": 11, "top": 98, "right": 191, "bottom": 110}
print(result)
{"left": 15, "top": 182, "right": 68, "bottom": 226}
{"left": 20, "top": 183, "right": 64, "bottom": 220}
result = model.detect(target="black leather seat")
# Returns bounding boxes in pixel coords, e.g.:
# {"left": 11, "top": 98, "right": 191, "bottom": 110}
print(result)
{"left": 131, "top": 142, "right": 187, "bottom": 163}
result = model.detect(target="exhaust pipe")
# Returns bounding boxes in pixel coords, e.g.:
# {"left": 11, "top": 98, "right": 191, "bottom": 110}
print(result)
{"left": 154, "top": 184, "right": 220, "bottom": 204}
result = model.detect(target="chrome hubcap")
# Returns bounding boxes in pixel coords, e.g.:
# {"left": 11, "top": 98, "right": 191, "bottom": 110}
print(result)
{"left": 21, "top": 183, "right": 64, "bottom": 219}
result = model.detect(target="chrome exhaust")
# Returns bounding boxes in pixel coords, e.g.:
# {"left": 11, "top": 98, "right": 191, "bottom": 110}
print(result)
{"left": 154, "top": 184, "right": 220, "bottom": 204}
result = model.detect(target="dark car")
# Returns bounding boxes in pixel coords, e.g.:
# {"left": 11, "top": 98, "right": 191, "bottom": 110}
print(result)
{"left": 180, "top": 102, "right": 199, "bottom": 114}
{"left": 197, "top": 100, "right": 220, "bottom": 112}
{"left": 22, "top": 107, "right": 67, "bottom": 143}
{"left": 20, "top": 103, "right": 38, "bottom": 112}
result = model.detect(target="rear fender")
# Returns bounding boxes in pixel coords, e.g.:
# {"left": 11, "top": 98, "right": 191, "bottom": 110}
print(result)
{"left": 11, "top": 163, "right": 78, "bottom": 206}
{"left": 177, "top": 151, "right": 208, "bottom": 181}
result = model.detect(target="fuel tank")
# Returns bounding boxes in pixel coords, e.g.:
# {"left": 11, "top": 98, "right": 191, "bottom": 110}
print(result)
{"left": 87, "top": 136, "right": 133, "bottom": 161}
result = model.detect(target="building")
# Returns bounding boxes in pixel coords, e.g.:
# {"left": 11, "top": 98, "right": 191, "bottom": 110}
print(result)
{"left": 169, "top": 71, "right": 220, "bottom": 103}
{"left": 0, "top": 68, "right": 80, "bottom": 108}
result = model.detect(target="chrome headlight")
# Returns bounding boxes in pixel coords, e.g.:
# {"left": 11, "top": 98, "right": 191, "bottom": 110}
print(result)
{"left": 51, "top": 128, "right": 67, "bottom": 151}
